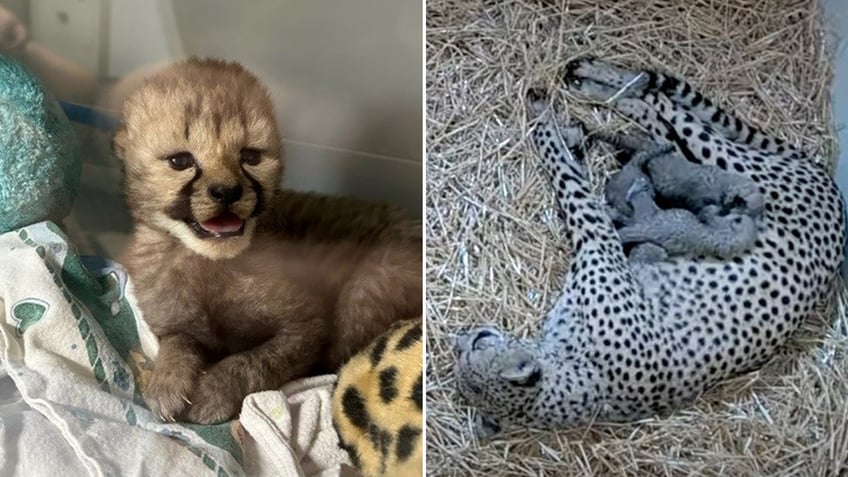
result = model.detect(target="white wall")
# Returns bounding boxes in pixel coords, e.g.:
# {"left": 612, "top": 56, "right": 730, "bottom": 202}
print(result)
{"left": 16, "top": 0, "right": 422, "bottom": 256}
{"left": 103, "top": 0, "right": 422, "bottom": 214}
{"left": 823, "top": 0, "right": 848, "bottom": 277}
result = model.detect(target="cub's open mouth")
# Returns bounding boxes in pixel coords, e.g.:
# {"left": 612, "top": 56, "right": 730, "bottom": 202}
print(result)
{"left": 186, "top": 211, "right": 246, "bottom": 239}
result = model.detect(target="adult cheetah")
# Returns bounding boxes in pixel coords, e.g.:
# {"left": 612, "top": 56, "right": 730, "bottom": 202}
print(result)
{"left": 453, "top": 57, "right": 846, "bottom": 438}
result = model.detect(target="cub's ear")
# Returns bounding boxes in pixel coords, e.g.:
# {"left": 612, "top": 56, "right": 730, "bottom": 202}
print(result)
{"left": 498, "top": 348, "right": 541, "bottom": 386}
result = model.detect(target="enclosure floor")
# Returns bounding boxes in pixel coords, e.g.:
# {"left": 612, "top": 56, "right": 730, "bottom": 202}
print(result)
{"left": 425, "top": 1, "right": 847, "bottom": 475}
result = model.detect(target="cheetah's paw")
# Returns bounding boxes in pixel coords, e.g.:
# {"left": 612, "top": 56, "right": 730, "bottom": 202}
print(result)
{"left": 473, "top": 413, "right": 502, "bottom": 442}
{"left": 525, "top": 88, "right": 586, "bottom": 149}
{"left": 525, "top": 87, "right": 550, "bottom": 117}
{"left": 564, "top": 56, "right": 649, "bottom": 102}
{"left": 144, "top": 365, "right": 196, "bottom": 422}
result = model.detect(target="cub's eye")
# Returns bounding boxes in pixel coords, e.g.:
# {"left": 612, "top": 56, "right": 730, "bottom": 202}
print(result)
{"left": 240, "top": 148, "right": 262, "bottom": 166}
{"left": 166, "top": 152, "right": 195, "bottom": 171}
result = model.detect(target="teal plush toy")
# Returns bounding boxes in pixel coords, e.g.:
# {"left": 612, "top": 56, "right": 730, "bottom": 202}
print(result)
{"left": 0, "top": 55, "right": 81, "bottom": 234}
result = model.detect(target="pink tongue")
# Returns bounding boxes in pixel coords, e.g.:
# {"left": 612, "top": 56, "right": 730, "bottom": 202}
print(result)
{"left": 200, "top": 212, "right": 244, "bottom": 233}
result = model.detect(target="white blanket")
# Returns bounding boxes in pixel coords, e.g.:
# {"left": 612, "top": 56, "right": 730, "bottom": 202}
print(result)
{"left": 0, "top": 221, "right": 356, "bottom": 477}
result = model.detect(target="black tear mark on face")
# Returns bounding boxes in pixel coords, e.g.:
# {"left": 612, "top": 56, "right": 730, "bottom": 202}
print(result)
{"left": 165, "top": 167, "right": 203, "bottom": 222}
{"left": 183, "top": 98, "right": 201, "bottom": 140}
{"left": 729, "top": 195, "right": 747, "bottom": 209}
{"left": 212, "top": 111, "right": 222, "bottom": 139}
{"left": 510, "top": 367, "right": 542, "bottom": 387}
{"left": 241, "top": 169, "right": 265, "bottom": 218}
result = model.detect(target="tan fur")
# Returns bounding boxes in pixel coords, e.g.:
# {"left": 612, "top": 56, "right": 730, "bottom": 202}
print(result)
{"left": 332, "top": 320, "right": 423, "bottom": 477}
{"left": 114, "top": 58, "right": 422, "bottom": 424}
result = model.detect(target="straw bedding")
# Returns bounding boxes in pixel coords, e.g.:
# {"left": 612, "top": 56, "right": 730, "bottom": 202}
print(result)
{"left": 425, "top": 0, "right": 847, "bottom": 475}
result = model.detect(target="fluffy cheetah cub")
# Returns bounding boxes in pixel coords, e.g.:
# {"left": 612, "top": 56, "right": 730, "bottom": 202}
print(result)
{"left": 114, "top": 58, "right": 422, "bottom": 424}
{"left": 599, "top": 131, "right": 765, "bottom": 220}
{"left": 600, "top": 134, "right": 759, "bottom": 261}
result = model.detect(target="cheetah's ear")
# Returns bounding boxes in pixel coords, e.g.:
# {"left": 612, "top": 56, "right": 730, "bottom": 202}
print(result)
{"left": 499, "top": 349, "right": 541, "bottom": 386}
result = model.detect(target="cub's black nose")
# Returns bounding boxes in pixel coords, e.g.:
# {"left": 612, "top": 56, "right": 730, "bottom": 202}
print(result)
{"left": 208, "top": 184, "right": 243, "bottom": 205}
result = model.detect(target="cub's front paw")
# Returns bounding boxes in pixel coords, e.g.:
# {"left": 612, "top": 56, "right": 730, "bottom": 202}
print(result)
{"left": 144, "top": 365, "right": 196, "bottom": 422}
{"left": 183, "top": 368, "right": 244, "bottom": 424}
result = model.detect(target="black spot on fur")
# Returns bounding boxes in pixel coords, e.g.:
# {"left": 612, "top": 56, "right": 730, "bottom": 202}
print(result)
{"left": 341, "top": 387, "right": 369, "bottom": 430}
{"left": 410, "top": 373, "right": 423, "bottom": 410}
{"left": 370, "top": 335, "right": 389, "bottom": 367}
{"left": 241, "top": 170, "right": 265, "bottom": 218}
{"left": 379, "top": 366, "right": 399, "bottom": 403}
{"left": 396, "top": 425, "right": 421, "bottom": 462}
{"left": 332, "top": 416, "right": 361, "bottom": 469}
{"left": 395, "top": 324, "right": 421, "bottom": 351}
{"left": 336, "top": 436, "right": 360, "bottom": 469}
{"left": 367, "top": 424, "right": 393, "bottom": 473}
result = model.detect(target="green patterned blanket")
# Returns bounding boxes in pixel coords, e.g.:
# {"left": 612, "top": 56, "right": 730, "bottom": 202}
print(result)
{"left": 0, "top": 222, "right": 351, "bottom": 477}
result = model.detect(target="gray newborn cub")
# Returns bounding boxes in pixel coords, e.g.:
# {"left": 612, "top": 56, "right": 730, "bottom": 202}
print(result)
{"left": 600, "top": 132, "right": 761, "bottom": 261}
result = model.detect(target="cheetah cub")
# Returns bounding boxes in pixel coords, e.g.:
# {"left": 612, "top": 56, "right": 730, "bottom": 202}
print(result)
{"left": 599, "top": 132, "right": 759, "bottom": 261}
{"left": 599, "top": 131, "right": 765, "bottom": 220}
{"left": 114, "top": 58, "right": 422, "bottom": 424}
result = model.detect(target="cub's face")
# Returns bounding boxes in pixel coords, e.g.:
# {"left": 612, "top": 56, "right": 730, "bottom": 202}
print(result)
{"left": 113, "top": 58, "right": 283, "bottom": 259}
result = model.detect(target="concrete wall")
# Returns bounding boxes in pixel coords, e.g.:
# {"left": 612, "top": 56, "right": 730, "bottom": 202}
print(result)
{"left": 824, "top": 0, "right": 848, "bottom": 277}
{"left": 10, "top": 0, "right": 422, "bottom": 257}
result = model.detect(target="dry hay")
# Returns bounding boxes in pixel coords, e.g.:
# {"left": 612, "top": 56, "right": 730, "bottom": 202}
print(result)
{"left": 425, "top": 0, "right": 847, "bottom": 475}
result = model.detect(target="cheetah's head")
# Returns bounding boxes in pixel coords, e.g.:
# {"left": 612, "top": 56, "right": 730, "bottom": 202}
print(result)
{"left": 113, "top": 58, "right": 283, "bottom": 260}
{"left": 453, "top": 326, "right": 542, "bottom": 439}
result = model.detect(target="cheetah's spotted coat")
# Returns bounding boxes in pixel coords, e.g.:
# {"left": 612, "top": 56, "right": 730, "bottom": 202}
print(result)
{"left": 333, "top": 319, "right": 423, "bottom": 476}
{"left": 454, "top": 57, "right": 846, "bottom": 438}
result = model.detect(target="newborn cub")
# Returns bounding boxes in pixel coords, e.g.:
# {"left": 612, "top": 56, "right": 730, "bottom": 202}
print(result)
{"left": 599, "top": 131, "right": 760, "bottom": 261}
{"left": 114, "top": 58, "right": 422, "bottom": 424}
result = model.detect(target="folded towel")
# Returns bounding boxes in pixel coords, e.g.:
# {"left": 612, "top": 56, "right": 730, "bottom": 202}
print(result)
{"left": 0, "top": 221, "right": 355, "bottom": 476}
